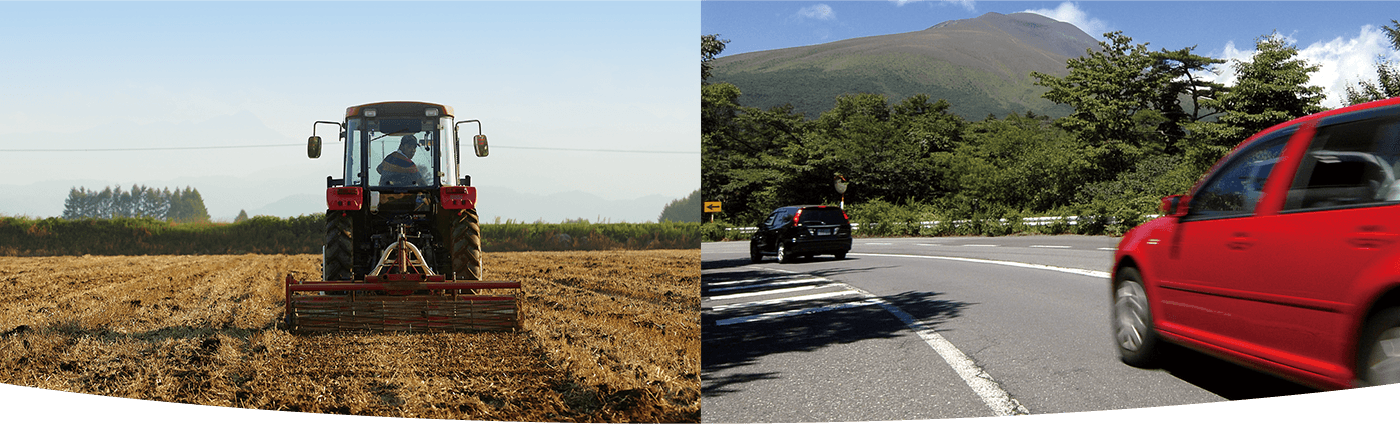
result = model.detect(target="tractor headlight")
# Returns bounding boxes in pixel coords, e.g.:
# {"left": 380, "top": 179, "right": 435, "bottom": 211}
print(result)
{"left": 425, "top": 108, "right": 439, "bottom": 117}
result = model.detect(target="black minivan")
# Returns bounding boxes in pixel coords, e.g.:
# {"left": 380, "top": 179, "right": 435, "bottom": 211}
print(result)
{"left": 750, "top": 205, "right": 853, "bottom": 263}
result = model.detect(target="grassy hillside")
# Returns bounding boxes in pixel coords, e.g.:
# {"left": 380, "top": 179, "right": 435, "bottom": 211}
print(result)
{"left": 710, "top": 12, "right": 1094, "bottom": 119}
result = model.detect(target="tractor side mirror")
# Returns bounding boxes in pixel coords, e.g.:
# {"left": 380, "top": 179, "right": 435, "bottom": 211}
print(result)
{"left": 308, "top": 136, "right": 322, "bottom": 159}
{"left": 473, "top": 134, "right": 489, "bottom": 157}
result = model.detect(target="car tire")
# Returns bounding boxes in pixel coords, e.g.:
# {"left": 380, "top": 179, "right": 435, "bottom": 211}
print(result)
{"left": 835, "top": 251, "right": 847, "bottom": 260}
{"left": 1358, "top": 307, "right": 1400, "bottom": 386}
{"left": 750, "top": 241, "right": 763, "bottom": 263}
{"left": 777, "top": 242, "right": 791, "bottom": 264}
{"left": 1112, "top": 267, "right": 1164, "bottom": 368}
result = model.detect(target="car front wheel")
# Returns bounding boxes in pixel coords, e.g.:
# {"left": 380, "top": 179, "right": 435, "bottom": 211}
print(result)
{"left": 1113, "top": 267, "right": 1163, "bottom": 367}
{"left": 750, "top": 242, "right": 763, "bottom": 263}
{"left": 1358, "top": 307, "right": 1400, "bottom": 386}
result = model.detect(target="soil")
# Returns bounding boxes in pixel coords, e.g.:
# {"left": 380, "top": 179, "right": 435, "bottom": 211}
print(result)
{"left": 0, "top": 250, "right": 699, "bottom": 422}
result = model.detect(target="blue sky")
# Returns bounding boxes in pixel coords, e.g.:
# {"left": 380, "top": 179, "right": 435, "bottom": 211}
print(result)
{"left": 0, "top": 1, "right": 698, "bottom": 222}
{"left": 703, "top": 1, "right": 1400, "bottom": 109}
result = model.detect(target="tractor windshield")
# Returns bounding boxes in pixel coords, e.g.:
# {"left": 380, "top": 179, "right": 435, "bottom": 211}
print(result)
{"left": 346, "top": 117, "right": 440, "bottom": 190}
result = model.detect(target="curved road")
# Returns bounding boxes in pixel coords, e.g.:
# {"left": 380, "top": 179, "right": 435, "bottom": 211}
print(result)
{"left": 701, "top": 235, "right": 1316, "bottom": 423}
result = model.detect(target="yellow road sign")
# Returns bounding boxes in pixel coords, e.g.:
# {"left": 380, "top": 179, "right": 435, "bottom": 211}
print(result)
{"left": 703, "top": 201, "right": 722, "bottom": 213}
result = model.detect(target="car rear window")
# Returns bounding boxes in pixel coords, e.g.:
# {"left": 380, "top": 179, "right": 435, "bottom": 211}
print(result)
{"left": 798, "top": 208, "right": 847, "bottom": 224}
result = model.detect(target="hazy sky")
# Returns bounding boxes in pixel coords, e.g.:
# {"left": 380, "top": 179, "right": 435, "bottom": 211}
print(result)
{"left": 703, "top": 1, "right": 1400, "bottom": 109}
{"left": 0, "top": 1, "right": 697, "bottom": 222}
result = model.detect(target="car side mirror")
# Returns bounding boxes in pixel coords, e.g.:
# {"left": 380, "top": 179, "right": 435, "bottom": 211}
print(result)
{"left": 1160, "top": 195, "right": 1190, "bottom": 217}
{"left": 307, "top": 136, "right": 322, "bottom": 159}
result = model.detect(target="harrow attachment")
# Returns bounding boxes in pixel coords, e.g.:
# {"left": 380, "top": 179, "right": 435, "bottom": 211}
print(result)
{"left": 284, "top": 222, "right": 521, "bottom": 333}
{"left": 284, "top": 276, "right": 521, "bottom": 333}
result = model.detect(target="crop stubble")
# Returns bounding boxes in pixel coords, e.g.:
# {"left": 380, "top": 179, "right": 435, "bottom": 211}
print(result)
{"left": 0, "top": 250, "right": 698, "bottom": 422}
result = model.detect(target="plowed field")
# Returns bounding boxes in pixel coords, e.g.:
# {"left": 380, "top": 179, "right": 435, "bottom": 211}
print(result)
{"left": 0, "top": 250, "right": 699, "bottom": 422}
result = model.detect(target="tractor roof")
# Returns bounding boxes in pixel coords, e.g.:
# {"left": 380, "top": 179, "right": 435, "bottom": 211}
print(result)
{"left": 345, "top": 101, "right": 454, "bottom": 119}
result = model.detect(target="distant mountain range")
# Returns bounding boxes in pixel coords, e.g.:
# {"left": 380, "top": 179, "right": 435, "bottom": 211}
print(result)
{"left": 710, "top": 12, "right": 1101, "bottom": 119}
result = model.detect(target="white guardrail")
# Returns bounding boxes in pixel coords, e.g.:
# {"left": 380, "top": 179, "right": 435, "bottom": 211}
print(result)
{"left": 726, "top": 215, "right": 1161, "bottom": 235}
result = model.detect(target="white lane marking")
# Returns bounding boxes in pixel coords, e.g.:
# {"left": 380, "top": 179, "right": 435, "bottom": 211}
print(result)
{"left": 865, "top": 291, "right": 1028, "bottom": 416}
{"left": 705, "top": 277, "right": 827, "bottom": 292}
{"left": 853, "top": 252, "right": 1111, "bottom": 279}
{"left": 708, "top": 290, "right": 862, "bottom": 312}
{"left": 715, "top": 298, "right": 881, "bottom": 326}
{"left": 916, "top": 243, "right": 943, "bottom": 246}
{"left": 1097, "top": 247, "right": 1117, "bottom": 251}
{"left": 865, "top": 242, "right": 893, "bottom": 245}
{"left": 705, "top": 283, "right": 844, "bottom": 301}
{"left": 962, "top": 244, "right": 998, "bottom": 247}
{"left": 711, "top": 265, "right": 1030, "bottom": 413}
{"left": 1029, "top": 245, "right": 1071, "bottom": 249}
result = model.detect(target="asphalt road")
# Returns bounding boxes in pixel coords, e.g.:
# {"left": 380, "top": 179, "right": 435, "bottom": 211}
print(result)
{"left": 701, "top": 235, "right": 1317, "bottom": 423}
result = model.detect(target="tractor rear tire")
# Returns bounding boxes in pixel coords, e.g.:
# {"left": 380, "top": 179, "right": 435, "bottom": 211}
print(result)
{"left": 452, "top": 209, "right": 484, "bottom": 281}
{"left": 324, "top": 212, "right": 354, "bottom": 282}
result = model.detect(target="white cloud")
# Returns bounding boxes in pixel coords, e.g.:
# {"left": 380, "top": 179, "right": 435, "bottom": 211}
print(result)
{"left": 1021, "top": 2, "right": 1109, "bottom": 40}
{"left": 797, "top": 4, "right": 836, "bottom": 21}
{"left": 1204, "top": 27, "right": 1400, "bottom": 109}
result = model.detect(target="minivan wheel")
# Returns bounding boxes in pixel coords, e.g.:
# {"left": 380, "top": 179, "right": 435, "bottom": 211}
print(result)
{"left": 1113, "top": 267, "right": 1162, "bottom": 368}
{"left": 777, "top": 242, "right": 792, "bottom": 264}
{"left": 1358, "top": 307, "right": 1400, "bottom": 386}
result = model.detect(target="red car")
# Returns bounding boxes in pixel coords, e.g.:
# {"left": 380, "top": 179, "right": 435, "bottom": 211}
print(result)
{"left": 1111, "top": 97, "right": 1400, "bottom": 389}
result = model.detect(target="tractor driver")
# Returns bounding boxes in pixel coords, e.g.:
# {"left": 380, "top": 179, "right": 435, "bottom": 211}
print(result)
{"left": 377, "top": 135, "right": 426, "bottom": 186}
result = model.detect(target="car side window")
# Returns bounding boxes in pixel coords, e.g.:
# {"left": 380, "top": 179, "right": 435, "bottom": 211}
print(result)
{"left": 1189, "top": 132, "right": 1291, "bottom": 219}
{"left": 1283, "top": 114, "right": 1400, "bottom": 211}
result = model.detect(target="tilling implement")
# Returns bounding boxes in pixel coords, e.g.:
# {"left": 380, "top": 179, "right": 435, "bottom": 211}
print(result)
{"left": 285, "top": 101, "right": 520, "bottom": 332}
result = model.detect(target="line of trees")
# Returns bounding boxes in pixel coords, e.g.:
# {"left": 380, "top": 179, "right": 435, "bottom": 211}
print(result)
{"left": 61, "top": 185, "right": 210, "bottom": 223}
{"left": 703, "top": 25, "right": 1400, "bottom": 233}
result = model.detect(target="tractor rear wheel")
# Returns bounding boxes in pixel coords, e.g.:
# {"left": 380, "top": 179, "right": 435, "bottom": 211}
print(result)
{"left": 324, "top": 212, "right": 354, "bottom": 281}
{"left": 452, "top": 209, "right": 484, "bottom": 281}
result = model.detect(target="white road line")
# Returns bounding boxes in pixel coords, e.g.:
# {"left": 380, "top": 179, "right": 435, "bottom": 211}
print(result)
{"left": 962, "top": 244, "right": 998, "bottom": 247}
{"left": 705, "top": 283, "right": 844, "bottom": 301}
{"left": 706, "top": 263, "right": 1033, "bottom": 416}
{"left": 705, "top": 277, "right": 828, "bottom": 292}
{"left": 1029, "top": 245, "right": 1071, "bottom": 249}
{"left": 916, "top": 243, "right": 943, "bottom": 246}
{"left": 864, "top": 292, "right": 1029, "bottom": 416}
{"left": 864, "top": 242, "right": 893, "bottom": 245}
{"left": 853, "top": 252, "right": 1111, "bottom": 279}
{"left": 1097, "top": 247, "right": 1117, "bottom": 251}
{"left": 714, "top": 298, "right": 882, "bottom": 326}
{"left": 708, "top": 290, "right": 862, "bottom": 312}
{"left": 705, "top": 275, "right": 823, "bottom": 289}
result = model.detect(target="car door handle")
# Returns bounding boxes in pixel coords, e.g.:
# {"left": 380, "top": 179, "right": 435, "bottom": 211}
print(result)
{"left": 1226, "top": 233, "right": 1253, "bottom": 250}
{"left": 1349, "top": 227, "right": 1397, "bottom": 249}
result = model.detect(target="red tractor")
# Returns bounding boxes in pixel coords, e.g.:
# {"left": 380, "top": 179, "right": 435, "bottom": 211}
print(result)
{"left": 284, "top": 101, "right": 520, "bottom": 332}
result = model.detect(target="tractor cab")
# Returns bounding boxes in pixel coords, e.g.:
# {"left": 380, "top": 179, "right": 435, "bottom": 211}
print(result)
{"left": 309, "top": 101, "right": 489, "bottom": 192}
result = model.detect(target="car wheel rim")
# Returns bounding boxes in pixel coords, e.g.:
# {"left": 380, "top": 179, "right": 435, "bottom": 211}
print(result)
{"left": 1114, "top": 279, "right": 1149, "bottom": 352}
{"left": 1368, "top": 327, "right": 1400, "bottom": 385}
{"left": 778, "top": 244, "right": 787, "bottom": 261}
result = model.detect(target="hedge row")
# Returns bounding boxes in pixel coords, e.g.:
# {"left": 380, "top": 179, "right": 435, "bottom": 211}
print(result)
{"left": 0, "top": 215, "right": 699, "bottom": 257}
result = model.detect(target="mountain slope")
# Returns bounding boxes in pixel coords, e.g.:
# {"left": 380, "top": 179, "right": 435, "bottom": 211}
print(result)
{"left": 710, "top": 12, "right": 1100, "bottom": 119}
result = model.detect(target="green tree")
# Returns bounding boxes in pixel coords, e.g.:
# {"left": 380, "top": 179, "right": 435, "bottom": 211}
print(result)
{"left": 658, "top": 189, "right": 701, "bottom": 223}
{"left": 702, "top": 34, "right": 729, "bottom": 84}
{"left": 235, "top": 209, "right": 250, "bottom": 223}
{"left": 1032, "top": 32, "right": 1173, "bottom": 181}
{"left": 1345, "top": 19, "right": 1400, "bottom": 105}
{"left": 1189, "top": 32, "right": 1325, "bottom": 168}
